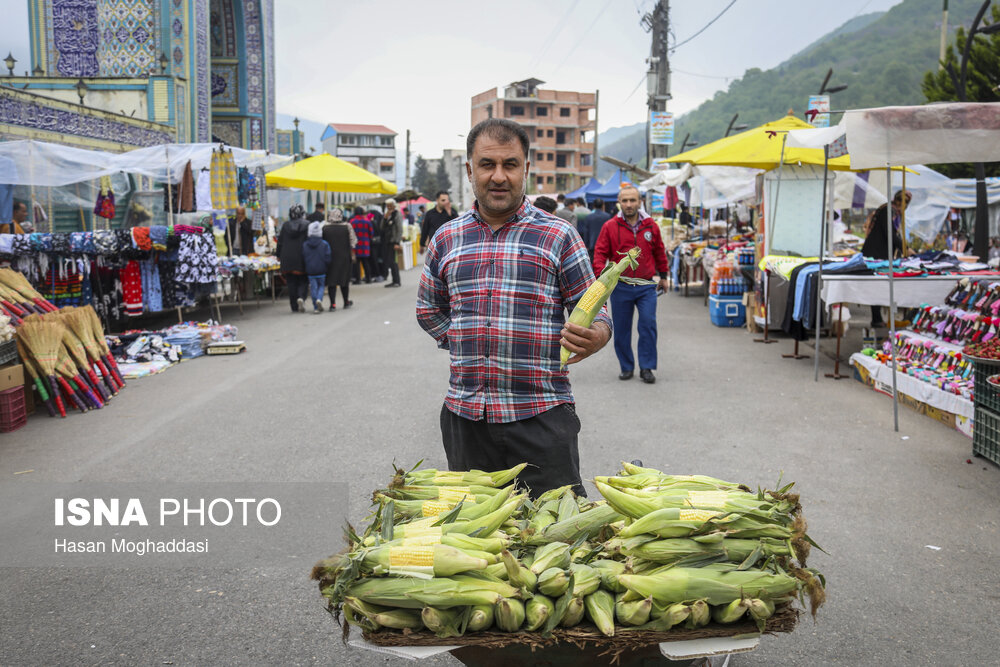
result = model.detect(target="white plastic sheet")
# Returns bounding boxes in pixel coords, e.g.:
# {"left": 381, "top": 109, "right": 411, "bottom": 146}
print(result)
{"left": 846, "top": 103, "right": 1000, "bottom": 169}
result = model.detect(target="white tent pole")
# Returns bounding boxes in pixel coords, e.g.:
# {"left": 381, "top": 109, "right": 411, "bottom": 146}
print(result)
{"left": 814, "top": 145, "right": 830, "bottom": 381}
{"left": 887, "top": 163, "right": 899, "bottom": 432}
{"left": 165, "top": 144, "right": 173, "bottom": 226}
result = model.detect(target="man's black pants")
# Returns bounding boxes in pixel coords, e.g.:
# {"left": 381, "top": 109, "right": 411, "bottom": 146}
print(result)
{"left": 440, "top": 403, "right": 586, "bottom": 499}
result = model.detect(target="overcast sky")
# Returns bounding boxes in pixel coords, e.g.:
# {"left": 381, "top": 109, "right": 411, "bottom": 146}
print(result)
{"left": 6, "top": 0, "right": 904, "bottom": 156}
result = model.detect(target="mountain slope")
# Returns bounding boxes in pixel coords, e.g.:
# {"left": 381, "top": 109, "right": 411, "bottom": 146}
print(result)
{"left": 596, "top": 0, "right": 984, "bottom": 179}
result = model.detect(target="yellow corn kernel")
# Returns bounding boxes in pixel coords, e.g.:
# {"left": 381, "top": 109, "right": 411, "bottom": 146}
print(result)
{"left": 421, "top": 500, "right": 455, "bottom": 517}
{"left": 438, "top": 487, "right": 473, "bottom": 504}
{"left": 401, "top": 533, "right": 443, "bottom": 546}
{"left": 389, "top": 546, "right": 436, "bottom": 567}
{"left": 685, "top": 491, "right": 729, "bottom": 509}
{"left": 577, "top": 282, "right": 608, "bottom": 314}
{"left": 678, "top": 509, "right": 722, "bottom": 522}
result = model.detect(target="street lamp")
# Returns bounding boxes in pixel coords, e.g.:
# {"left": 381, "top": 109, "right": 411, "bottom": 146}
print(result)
{"left": 945, "top": 0, "right": 997, "bottom": 261}
{"left": 74, "top": 77, "right": 88, "bottom": 105}
{"left": 725, "top": 113, "right": 748, "bottom": 137}
{"left": 159, "top": 52, "right": 169, "bottom": 74}
{"left": 4, "top": 53, "right": 15, "bottom": 76}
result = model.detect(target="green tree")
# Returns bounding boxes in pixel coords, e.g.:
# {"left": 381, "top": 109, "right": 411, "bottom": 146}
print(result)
{"left": 435, "top": 160, "right": 452, "bottom": 195}
{"left": 412, "top": 155, "right": 438, "bottom": 198}
{"left": 921, "top": 3, "right": 1000, "bottom": 177}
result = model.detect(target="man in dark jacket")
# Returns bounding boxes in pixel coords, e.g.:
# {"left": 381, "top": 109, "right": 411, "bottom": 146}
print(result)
{"left": 382, "top": 198, "right": 403, "bottom": 287}
{"left": 226, "top": 206, "right": 255, "bottom": 256}
{"left": 302, "top": 221, "right": 332, "bottom": 313}
{"left": 276, "top": 204, "right": 310, "bottom": 312}
{"left": 307, "top": 202, "right": 326, "bottom": 223}
{"left": 861, "top": 190, "right": 910, "bottom": 326}
{"left": 593, "top": 185, "right": 670, "bottom": 384}
{"left": 419, "top": 191, "right": 457, "bottom": 253}
{"left": 579, "top": 198, "right": 612, "bottom": 261}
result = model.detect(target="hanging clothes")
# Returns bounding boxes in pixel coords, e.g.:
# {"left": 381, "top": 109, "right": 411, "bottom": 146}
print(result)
{"left": 252, "top": 166, "right": 267, "bottom": 231}
{"left": 0, "top": 183, "right": 12, "bottom": 223}
{"left": 175, "top": 232, "right": 219, "bottom": 284}
{"left": 196, "top": 168, "right": 213, "bottom": 211}
{"left": 140, "top": 259, "right": 163, "bottom": 312}
{"left": 94, "top": 175, "right": 116, "bottom": 219}
{"left": 237, "top": 167, "right": 252, "bottom": 205}
{"left": 210, "top": 149, "right": 239, "bottom": 212}
{"left": 121, "top": 260, "right": 143, "bottom": 317}
{"left": 175, "top": 160, "right": 196, "bottom": 213}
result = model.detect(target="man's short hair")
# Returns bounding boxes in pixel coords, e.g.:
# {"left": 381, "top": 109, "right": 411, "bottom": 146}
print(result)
{"left": 466, "top": 118, "right": 530, "bottom": 159}
{"left": 618, "top": 184, "right": 640, "bottom": 198}
{"left": 435, "top": 191, "right": 449, "bottom": 199}
{"left": 534, "top": 196, "right": 557, "bottom": 214}
{"left": 576, "top": 198, "right": 586, "bottom": 206}
{"left": 557, "top": 194, "right": 565, "bottom": 202}
{"left": 593, "top": 198, "right": 604, "bottom": 209}
{"left": 315, "top": 203, "right": 325, "bottom": 210}
{"left": 12, "top": 201, "right": 26, "bottom": 213}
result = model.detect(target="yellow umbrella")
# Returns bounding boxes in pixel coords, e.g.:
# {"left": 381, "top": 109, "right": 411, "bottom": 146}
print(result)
{"left": 664, "top": 115, "right": 857, "bottom": 171}
{"left": 265, "top": 153, "right": 397, "bottom": 194}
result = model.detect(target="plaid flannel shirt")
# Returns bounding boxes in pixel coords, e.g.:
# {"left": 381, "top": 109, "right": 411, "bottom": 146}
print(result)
{"left": 416, "top": 197, "right": 612, "bottom": 423}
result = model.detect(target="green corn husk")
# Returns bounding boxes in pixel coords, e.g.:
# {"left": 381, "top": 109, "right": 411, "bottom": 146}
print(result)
{"left": 584, "top": 589, "right": 616, "bottom": 637}
{"left": 746, "top": 597, "right": 776, "bottom": 630}
{"left": 568, "top": 563, "right": 601, "bottom": 597}
{"left": 485, "top": 562, "right": 509, "bottom": 580}
{"left": 347, "top": 574, "right": 517, "bottom": 609}
{"left": 372, "top": 608, "right": 424, "bottom": 630}
{"left": 442, "top": 533, "right": 509, "bottom": 554}
{"left": 687, "top": 600, "right": 711, "bottom": 628}
{"left": 403, "top": 463, "right": 528, "bottom": 488}
{"left": 618, "top": 536, "right": 793, "bottom": 565}
{"left": 528, "top": 504, "right": 623, "bottom": 545}
{"left": 343, "top": 603, "right": 379, "bottom": 632}
{"left": 536, "top": 485, "right": 575, "bottom": 503}
{"left": 529, "top": 542, "right": 572, "bottom": 575}
{"left": 527, "top": 510, "right": 558, "bottom": 535}
{"left": 561, "top": 247, "right": 641, "bottom": 368}
{"left": 361, "top": 544, "right": 488, "bottom": 578}
{"left": 712, "top": 598, "right": 749, "bottom": 624}
{"left": 383, "top": 484, "right": 501, "bottom": 501}
{"left": 557, "top": 492, "right": 580, "bottom": 522}
{"left": 501, "top": 549, "right": 538, "bottom": 592}
{"left": 537, "top": 567, "right": 571, "bottom": 597}
{"left": 618, "top": 567, "right": 799, "bottom": 606}
{"left": 467, "top": 604, "right": 495, "bottom": 632}
{"left": 524, "top": 594, "right": 555, "bottom": 631}
{"left": 590, "top": 560, "right": 628, "bottom": 593}
{"left": 615, "top": 595, "right": 652, "bottom": 626}
{"left": 421, "top": 606, "right": 468, "bottom": 638}
{"left": 496, "top": 597, "right": 525, "bottom": 632}
{"left": 560, "top": 596, "right": 586, "bottom": 627}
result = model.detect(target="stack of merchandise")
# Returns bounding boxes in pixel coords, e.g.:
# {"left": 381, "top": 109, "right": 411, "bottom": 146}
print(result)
{"left": 859, "top": 334, "right": 973, "bottom": 399}
{"left": 312, "top": 462, "right": 825, "bottom": 651}
{"left": 709, "top": 255, "right": 742, "bottom": 296}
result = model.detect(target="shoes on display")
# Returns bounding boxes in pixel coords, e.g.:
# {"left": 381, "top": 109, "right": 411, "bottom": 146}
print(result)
{"left": 640, "top": 369, "right": 656, "bottom": 384}
{"left": 619, "top": 370, "right": 633, "bottom": 381}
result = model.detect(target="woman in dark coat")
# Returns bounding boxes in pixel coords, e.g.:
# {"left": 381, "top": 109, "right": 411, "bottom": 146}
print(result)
{"left": 861, "top": 190, "right": 910, "bottom": 326}
{"left": 322, "top": 208, "right": 357, "bottom": 309}
{"left": 277, "top": 204, "right": 310, "bottom": 312}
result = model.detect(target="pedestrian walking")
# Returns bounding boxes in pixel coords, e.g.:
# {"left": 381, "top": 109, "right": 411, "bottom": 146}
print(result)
{"left": 419, "top": 191, "right": 457, "bottom": 253}
{"left": 276, "top": 204, "right": 310, "bottom": 313}
{"left": 350, "top": 206, "right": 375, "bottom": 284}
{"left": 534, "top": 196, "right": 557, "bottom": 214}
{"left": 592, "top": 185, "right": 670, "bottom": 384}
{"left": 382, "top": 198, "right": 403, "bottom": 287}
{"left": 417, "top": 118, "right": 611, "bottom": 498}
{"left": 322, "top": 208, "right": 356, "bottom": 310}
{"left": 302, "top": 221, "right": 332, "bottom": 313}
{"left": 555, "top": 197, "right": 577, "bottom": 228}
{"left": 579, "top": 198, "right": 611, "bottom": 261}
{"left": 307, "top": 202, "right": 326, "bottom": 223}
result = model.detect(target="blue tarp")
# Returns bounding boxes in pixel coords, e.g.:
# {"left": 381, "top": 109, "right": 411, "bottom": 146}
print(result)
{"left": 565, "top": 177, "right": 601, "bottom": 200}
{"left": 585, "top": 169, "right": 629, "bottom": 205}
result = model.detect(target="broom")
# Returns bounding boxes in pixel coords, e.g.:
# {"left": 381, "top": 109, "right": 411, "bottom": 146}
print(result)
{"left": 14, "top": 336, "right": 57, "bottom": 417}
{"left": 16, "top": 316, "right": 67, "bottom": 418}
{"left": 81, "top": 306, "right": 125, "bottom": 388}
{"left": 62, "top": 307, "right": 119, "bottom": 395}
{"left": 0, "top": 268, "right": 57, "bottom": 312}
{"left": 0, "top": 283, "right": 34, "bottom": 317}
{"left": 56, "top": 343, "right": 100, "bottom": 411}
{"left": 58, "top": 317, "right": 111, "bottom": 402}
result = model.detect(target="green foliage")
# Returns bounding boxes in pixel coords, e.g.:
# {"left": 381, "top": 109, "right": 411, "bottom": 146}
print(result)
{"left": 413, "top": 155, "right": 438, "bottom": 198}
{"left": 922, "top": 3, "right": 1000, "bottom": 177}
{"left": 435, "top": 159, "right": 452, "bottom": 195}
{"left": 598, "top": 0, "right": 991, "bottom": 179}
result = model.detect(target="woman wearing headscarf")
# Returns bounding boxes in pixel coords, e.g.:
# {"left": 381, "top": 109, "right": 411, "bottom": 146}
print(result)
{"left": 277, "top": 204, "right": 310, "bottom": 312}
{"left": 322, "top": 208, "right": 356, "bottom": 310}
{"left": 381, "top": 198, "right": 403, "bottom": 287}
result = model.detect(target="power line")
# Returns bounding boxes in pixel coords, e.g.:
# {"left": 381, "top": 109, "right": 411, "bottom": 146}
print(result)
{"left": 528, "top": 0, "right": 582, "bottom": 70}
{"left": 552, "top": 0, "right": 615, "bottom": 73}
{"left": 671, "top": 0, "right": 738, "bottom": 51}
{"left": 672, "top": 67, "right": 738, "bottom": 81}
{"left": 624, "top": 73, "right": 648, "bottom": 103}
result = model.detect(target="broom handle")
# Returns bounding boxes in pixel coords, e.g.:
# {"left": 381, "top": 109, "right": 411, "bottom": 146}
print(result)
{"left": 93, "top": 356, "right": 120, "bottom": 392}
{"left": 75, "top": 374, "right": 103, "bottom": 409}
{"left": 2, "top": 306, "right": 22, "bottom": 326}
{"left": 32, "top": 377, "right": 56, "bottom": 418}
{"left": 61, "top": 377, "right": 89, "bottom": 412}
{"left": 104, "top": 353, "right": 125, "bottom": 386}
{"left": 86, "top": 368, "right": 111, "bottom": 401}
{"left": 2, "top": 300, "right": 27, "bottom": 317}
{"left": 35, "top": 298, "right": 58, "bottom": 312}
{"left": 46, "top": 375, "right": 67, "bottom": 417}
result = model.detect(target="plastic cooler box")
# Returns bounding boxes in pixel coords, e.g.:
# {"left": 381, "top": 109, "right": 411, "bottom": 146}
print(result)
{"left": 709, "top": 294, "right": 746, "bottom": 327}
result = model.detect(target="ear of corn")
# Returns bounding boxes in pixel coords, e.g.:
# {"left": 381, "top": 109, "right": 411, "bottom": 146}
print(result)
{"left": 711, "top": 598, "right": 749, "bottom": 624}
{"left": 372, "top": 609, "right": 424, "bottom": 630}
{"left": 529, "top": 542, "right": 572, "bottom": 575}
{"left": 584, "top": 590, "right": 616, "bottom": 637}
{"left": 615, "top": 595, "right": 652, "bottom": 626}
{"left": 590, "top": 559, "right": 628, "bottom": 593}
{"left": 495, "top": 597, "right": 525, "bottom": 632}
{"left": 421, "top": 606, "right": 468, "bottom": 638}
{"left": 528, "top": 504, "right": 623, "bottom": 545}
{"left": 524, "top": 594, "right": 555, "bottom": 631}
{"left": 687, "top": 600, "right": 711, "bottom": 628}
{"left": 559, "top": 596, "right": 586, "bottom": 627}
{"left": 467, "top": 604, "right": 494, "bottom": 632}
{"left": 561, "top": 247, "right": 641, "bottom": 368}
{"left": 537, "top": 567, "right": 570, "bottom": 597}
{"left": 568, "top": 563, "right": 601, "bottom": 597}
{"left": 501, "top": 549, "right": 538, "bottom": 593}
{"left": 618, "top": 567, "right": 799, "bottom": 606}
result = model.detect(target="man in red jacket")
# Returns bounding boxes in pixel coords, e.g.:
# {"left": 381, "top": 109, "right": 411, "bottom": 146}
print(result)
{"left": 592, "top": 185, "right": 670, "bottom": 384}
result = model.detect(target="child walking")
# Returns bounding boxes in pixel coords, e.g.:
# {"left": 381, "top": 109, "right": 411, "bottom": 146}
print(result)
{"left": 303, "top": 221, "right": 332, "bottom": 313}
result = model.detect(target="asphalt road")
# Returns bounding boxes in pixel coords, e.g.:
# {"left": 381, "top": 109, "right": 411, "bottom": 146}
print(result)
{"left": 1, "top": 274, "right": 997, "bottom": 666}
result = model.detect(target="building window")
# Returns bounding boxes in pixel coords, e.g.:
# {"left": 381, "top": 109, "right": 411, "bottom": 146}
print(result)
{"left": 547, "top": 176, "right": 554, "bottom": 184}
{"left": 556, "top": 131, "right": 566, "bottom": 145}
{"left": 547, "top": 129, "right": 554, "bottom": 137}
{"left": 547, "top": 153, "right": 553, "bottom": 161}
{"left": 581, "top": 154, "right": 593, "bottom": 166}
{"left": 556, "top": 154, "right": 567, "bottom": 168}
{"left": 536, "top": 106, "right": 548, "bottom": 117}
{"left": 339, "top": 135, "right": 356, "bottom": 145}
{"left": 359, "top": 135, "right": 375, "bottom": 146}
{"left": 560, "top": 107, "right": 571, "bottom": 117}
{"left": 510, "top": 105, "right": 525, "bottom": 116}
{"left": 379, "top": 136, "right": 394, "bottom": 147}
{"left": 537, "top": 176, "right": 544, "bottom": 185}
{"left": 379, "top": 163, "right": 393, "bottom": 174}
{"left": 537, "top": 129, "right": 544, "bottom": 138}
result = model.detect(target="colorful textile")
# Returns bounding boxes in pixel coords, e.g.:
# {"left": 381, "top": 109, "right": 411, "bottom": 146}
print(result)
{"left": 416, "top": 197, "right": 612, "bottom": 424}
{"left": 175, "top": 233, "right": 219, "bottom": 284}
{"left": 252, "top": 167, "right": 266, "bottom": 231}
{"left": 149, "top": 225, "right": 169, "bottom": 250}
{"left": 350, "top": 215, "right": 372, "bottom": 257}
{"left": 210, "top": 150, "right": 239, "bottom": 212}
{"left": 140, "top": 259, "right": 163, "bottom": 312}
{"left": 176, "top": 160, "right": 196, "bottom": 213}
{"left": 131, "top": 226, "right": 152, "bottom": 251}
{"left": 121, "top": 260, "right": 143, "bottom": 317}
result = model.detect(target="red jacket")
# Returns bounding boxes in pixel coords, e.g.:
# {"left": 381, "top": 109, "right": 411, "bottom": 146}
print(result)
{"left": 592, "top": 213, "right": 669, "bottom": 280}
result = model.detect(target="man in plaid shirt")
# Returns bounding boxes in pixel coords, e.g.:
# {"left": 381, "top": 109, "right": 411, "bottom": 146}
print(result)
{"left": 416, "top": 119, "right": 611, "bottom": 498}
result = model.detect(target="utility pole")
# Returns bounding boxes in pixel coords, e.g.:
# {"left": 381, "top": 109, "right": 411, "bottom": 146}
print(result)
{"left": 644, "top": 0, "right": 671, "bottom": 171}
{"left": 939, "top": 0, "right": 949, "bottom": 70}
{"left": 593, "top": 89, "right": 599, "bottom": 179}
{"left": 403, "top": 129, "right": 411, "bottom": 191}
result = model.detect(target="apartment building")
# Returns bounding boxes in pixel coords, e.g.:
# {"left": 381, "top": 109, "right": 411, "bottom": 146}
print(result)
{"left": 320, "top": 123, "right": 397, "bottom": 204}
{"left": 470, "top": 78, "right": 596, "bottom": 195}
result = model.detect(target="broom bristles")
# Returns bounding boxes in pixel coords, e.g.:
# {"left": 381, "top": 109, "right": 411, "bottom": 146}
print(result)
{"left": 17, "top": 317, "right": 63, "bottom": 376}
{"left": 63, "top": 308, "right": 102, "bottom": 359}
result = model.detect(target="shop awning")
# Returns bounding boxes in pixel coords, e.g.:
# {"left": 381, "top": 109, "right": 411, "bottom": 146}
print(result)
{"left": 265, "top": 153, "right": 397, "bottom": 194}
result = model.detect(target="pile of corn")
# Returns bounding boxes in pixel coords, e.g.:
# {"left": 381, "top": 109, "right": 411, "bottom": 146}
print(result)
{"left": 312, "top": 461, "right": 825, "bottom": 640}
